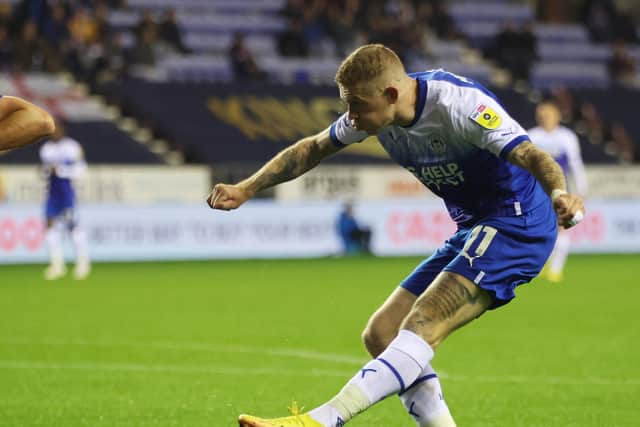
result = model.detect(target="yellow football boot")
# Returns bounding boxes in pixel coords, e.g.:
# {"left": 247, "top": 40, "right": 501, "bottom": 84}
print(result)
{"left": 545, "top": 269, "right": 564, "bottom": 283}
{"left": 238, "top": 402, "right": 326, "bottom": 427}
{"left": 540, "top": 264, "right": 563, "bottom": 283}
{"left": 237, "top": 413, "right": 324, "bottom": 427}
{"left": 546, "top": 271, "right": 563, "bottom": 283}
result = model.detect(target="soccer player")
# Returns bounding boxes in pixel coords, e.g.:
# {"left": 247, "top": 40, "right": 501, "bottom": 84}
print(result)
{"left": 206, "top": 44, "right": 584, "bottom": 427}
{"left": 40, "top": 121, "right": 91, "bottom": 280}
{"left": 528, "top": 100, "right": 588, "bottom": 282}
{"left": 0, "top": 95, "right": 55, "bottom": 151}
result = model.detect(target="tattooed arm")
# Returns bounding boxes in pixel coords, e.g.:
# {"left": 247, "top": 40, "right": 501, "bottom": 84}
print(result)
{"left": 206, "top": 127, "right": 342, "bottom": 210}
{"left": 507, "top": 141, "right": 585, "bottom": 228}
{"left": 507, "top": 141, "right": 566, "bottom": 194}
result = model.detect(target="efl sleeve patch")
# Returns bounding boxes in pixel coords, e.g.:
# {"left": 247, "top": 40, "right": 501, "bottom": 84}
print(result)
{"left": 470, "top": 104, "right": 502, "bottom": 130}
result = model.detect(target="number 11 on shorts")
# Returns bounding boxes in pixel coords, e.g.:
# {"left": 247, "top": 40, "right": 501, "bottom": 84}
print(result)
{"left": 461, "top": 225, "right": 498, "bottom": 266}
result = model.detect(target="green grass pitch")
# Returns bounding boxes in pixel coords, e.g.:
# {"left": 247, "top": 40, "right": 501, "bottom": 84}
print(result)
{"left": 1, "top": 255, "right": 638, "bottom": 426}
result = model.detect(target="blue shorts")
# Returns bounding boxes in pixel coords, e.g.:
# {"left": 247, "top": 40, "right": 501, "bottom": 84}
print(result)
{"left": 45, "top": 197, "right": 75, "bottom": 225}
{"left": 400, "top": 200, "right": 558, "bottom": 309}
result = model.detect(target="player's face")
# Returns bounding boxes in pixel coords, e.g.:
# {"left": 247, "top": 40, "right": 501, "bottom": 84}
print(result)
{"left": 536, "top": 104, "right": 561, "bottom": 130}
{"left": 340, "top": 85, "right": 394, "bottom": 134}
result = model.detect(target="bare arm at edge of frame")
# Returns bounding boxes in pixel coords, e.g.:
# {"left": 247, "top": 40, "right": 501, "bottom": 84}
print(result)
{"left": 0, "top": 96, "right": 55, "bottom": 151}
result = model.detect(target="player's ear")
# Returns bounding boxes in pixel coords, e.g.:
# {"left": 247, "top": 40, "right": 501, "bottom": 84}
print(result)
{"left": 383, "top": 87, "right": 399, "bottom": 104}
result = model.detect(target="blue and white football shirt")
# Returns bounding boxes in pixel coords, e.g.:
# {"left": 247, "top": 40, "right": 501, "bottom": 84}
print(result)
{"left": 330, "top": 69, "right": 549, "bottom": 226}
{"left": 40, "top": 137, "right": 86, "bottom": 218}
{"left": 528, "top": 125, "right": 588, "bottom": 196}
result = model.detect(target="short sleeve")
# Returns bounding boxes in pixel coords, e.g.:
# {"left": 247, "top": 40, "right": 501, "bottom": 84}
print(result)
{"left": 70, "top": 140, "right": 84, "bottom": 161}
{"left": 54, "top": 140, "right": 87, "bottom": 179}
{"left": 463, "top": 95, "right": 529, "bottom": 159}
{"left": 39, "top": 143, "right": 53, "bottom": 163}
{"left": 329, "top": 113, "right": 368, "bottom": 147}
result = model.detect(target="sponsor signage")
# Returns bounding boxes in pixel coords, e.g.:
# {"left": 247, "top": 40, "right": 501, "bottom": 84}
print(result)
{"left": 1, "top": 199, "right": 639, "bottom": 264}
{"left": 276, "top": 166, "right": 433, "bottom": 200}
{"left": 0, "top": 202, "right": 341, "bottom": 263}
{"left": 0, "top": 166, "right": 210, "bottom": 204}
{"left": 277, "top": 165, "right": 640, "bottom": 201}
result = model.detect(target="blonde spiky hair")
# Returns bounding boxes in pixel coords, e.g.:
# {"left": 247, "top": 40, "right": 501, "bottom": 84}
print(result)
{"left": 335, "top": 44, "right": 406, "bottom": 91}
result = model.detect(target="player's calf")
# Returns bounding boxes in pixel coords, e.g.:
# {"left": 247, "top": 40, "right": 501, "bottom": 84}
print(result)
{"left": 362, "top": 288, "right": 416, "bottom": 357}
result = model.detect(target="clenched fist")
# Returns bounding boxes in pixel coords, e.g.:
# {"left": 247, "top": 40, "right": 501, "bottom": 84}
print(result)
{"left": 206, "top": 183, "right": 253, "bottom": 211}
{"left": 552, "top": 191, "right": 585, "bottom": 229}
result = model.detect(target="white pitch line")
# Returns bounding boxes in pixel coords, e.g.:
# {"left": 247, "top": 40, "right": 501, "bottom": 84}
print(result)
{"left": 0, "top": 360, "right": 353, "bottom": 378}
{"left": 436, "top": 373, "right": 640, "bottom": 386}
{"left": 0, "top": 359, "right": 638, "bottom": 387}
{"left": 0, "top": 337, "right": 367, "bottom": 365}
{"left": 1, "top": 338, "right": 639, "bottom": 387}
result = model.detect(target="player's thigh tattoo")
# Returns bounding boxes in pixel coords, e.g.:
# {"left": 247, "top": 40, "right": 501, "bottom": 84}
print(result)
{"left": 406, "top": 273, "right": 485, "bottom": 329}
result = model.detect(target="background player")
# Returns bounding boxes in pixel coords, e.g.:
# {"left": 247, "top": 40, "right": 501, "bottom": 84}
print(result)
{"left": 0, "top": 95, "right": 55, "bottom": 151}
{"left": 528, "top": 100, "right": 588, "bottom": 282}
{"left": 40, "top": 121, "right": 91, "bottom": 280}
{"left": 207, "top": 44, "right": 584, "bottom": 427}
{"left": 336, "top": 202, "right": 371, "bottom": 254}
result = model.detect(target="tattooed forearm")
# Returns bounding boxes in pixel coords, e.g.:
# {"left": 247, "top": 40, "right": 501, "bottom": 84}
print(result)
{"left": 241, "top": 135, "right": 336, "bottom": 195}
{"left": 507, "top": 141, "right": 566, "bottom": 194}
{"left": 250, "top": 145, "right": 304, "bottom": 192}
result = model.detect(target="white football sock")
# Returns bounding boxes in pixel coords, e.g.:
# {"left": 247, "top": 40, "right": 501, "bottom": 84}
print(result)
{"left": 400, "top": 364, "right": 455, "bottom": 426}
{"left": 549, "top": 232, "right": 570, "bottom": 274}
{"left": 308, "top": 330, "right": 434, "bottom": 427}
{"left": 71, "top": 227, "right": 90, "bottom": 266}
{"left": 45, "top": 226, "right": 64, "bottom": 268}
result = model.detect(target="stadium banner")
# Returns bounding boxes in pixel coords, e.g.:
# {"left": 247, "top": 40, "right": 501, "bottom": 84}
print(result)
{"left": 4, "top": 163, "right": 638, "bottom": 206}
{"left": 360, "top": 199, "right": 640, "bottom": 255}
{"left": 0, "top": 165, "right": 210, "bottom": 204}
{"left": 0, "top": 202, "right": 342, "bottom": 263}
{"left": 276, "top": 165, "right": 434, "bottom": 201}
{"left": 276, "top": 165, "right": 640, "bottom": 200}
{"left": 584, "top": 166, "right": 640, "bottom": 199}
{"left": 1, "top": 199, "right": 640, "bottom": 264}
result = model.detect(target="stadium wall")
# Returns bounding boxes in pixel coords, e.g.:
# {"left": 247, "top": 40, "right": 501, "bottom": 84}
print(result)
{"left": 274, "top": 165, "right": 640, "bottom": 200}
{"left": 0, "top": 166, "right": 210, "bottom": 204}
{"left": 1, "top": 199, "right": 639, "bottom": 264}
{"left": 3, "top": 165, "right": 638, "bottom": 205}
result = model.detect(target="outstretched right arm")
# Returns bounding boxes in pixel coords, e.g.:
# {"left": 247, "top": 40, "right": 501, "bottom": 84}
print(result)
{"left": 206, "top": 127, "right": 342, "bottom": 211}
{"left": 0, "top": 96, "right": 55, "bottom": 151}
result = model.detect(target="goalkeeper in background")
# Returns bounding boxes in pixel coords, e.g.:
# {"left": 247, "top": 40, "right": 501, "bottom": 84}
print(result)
{"left": 528, "top": 100, "right": 588, "bottom": 282}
